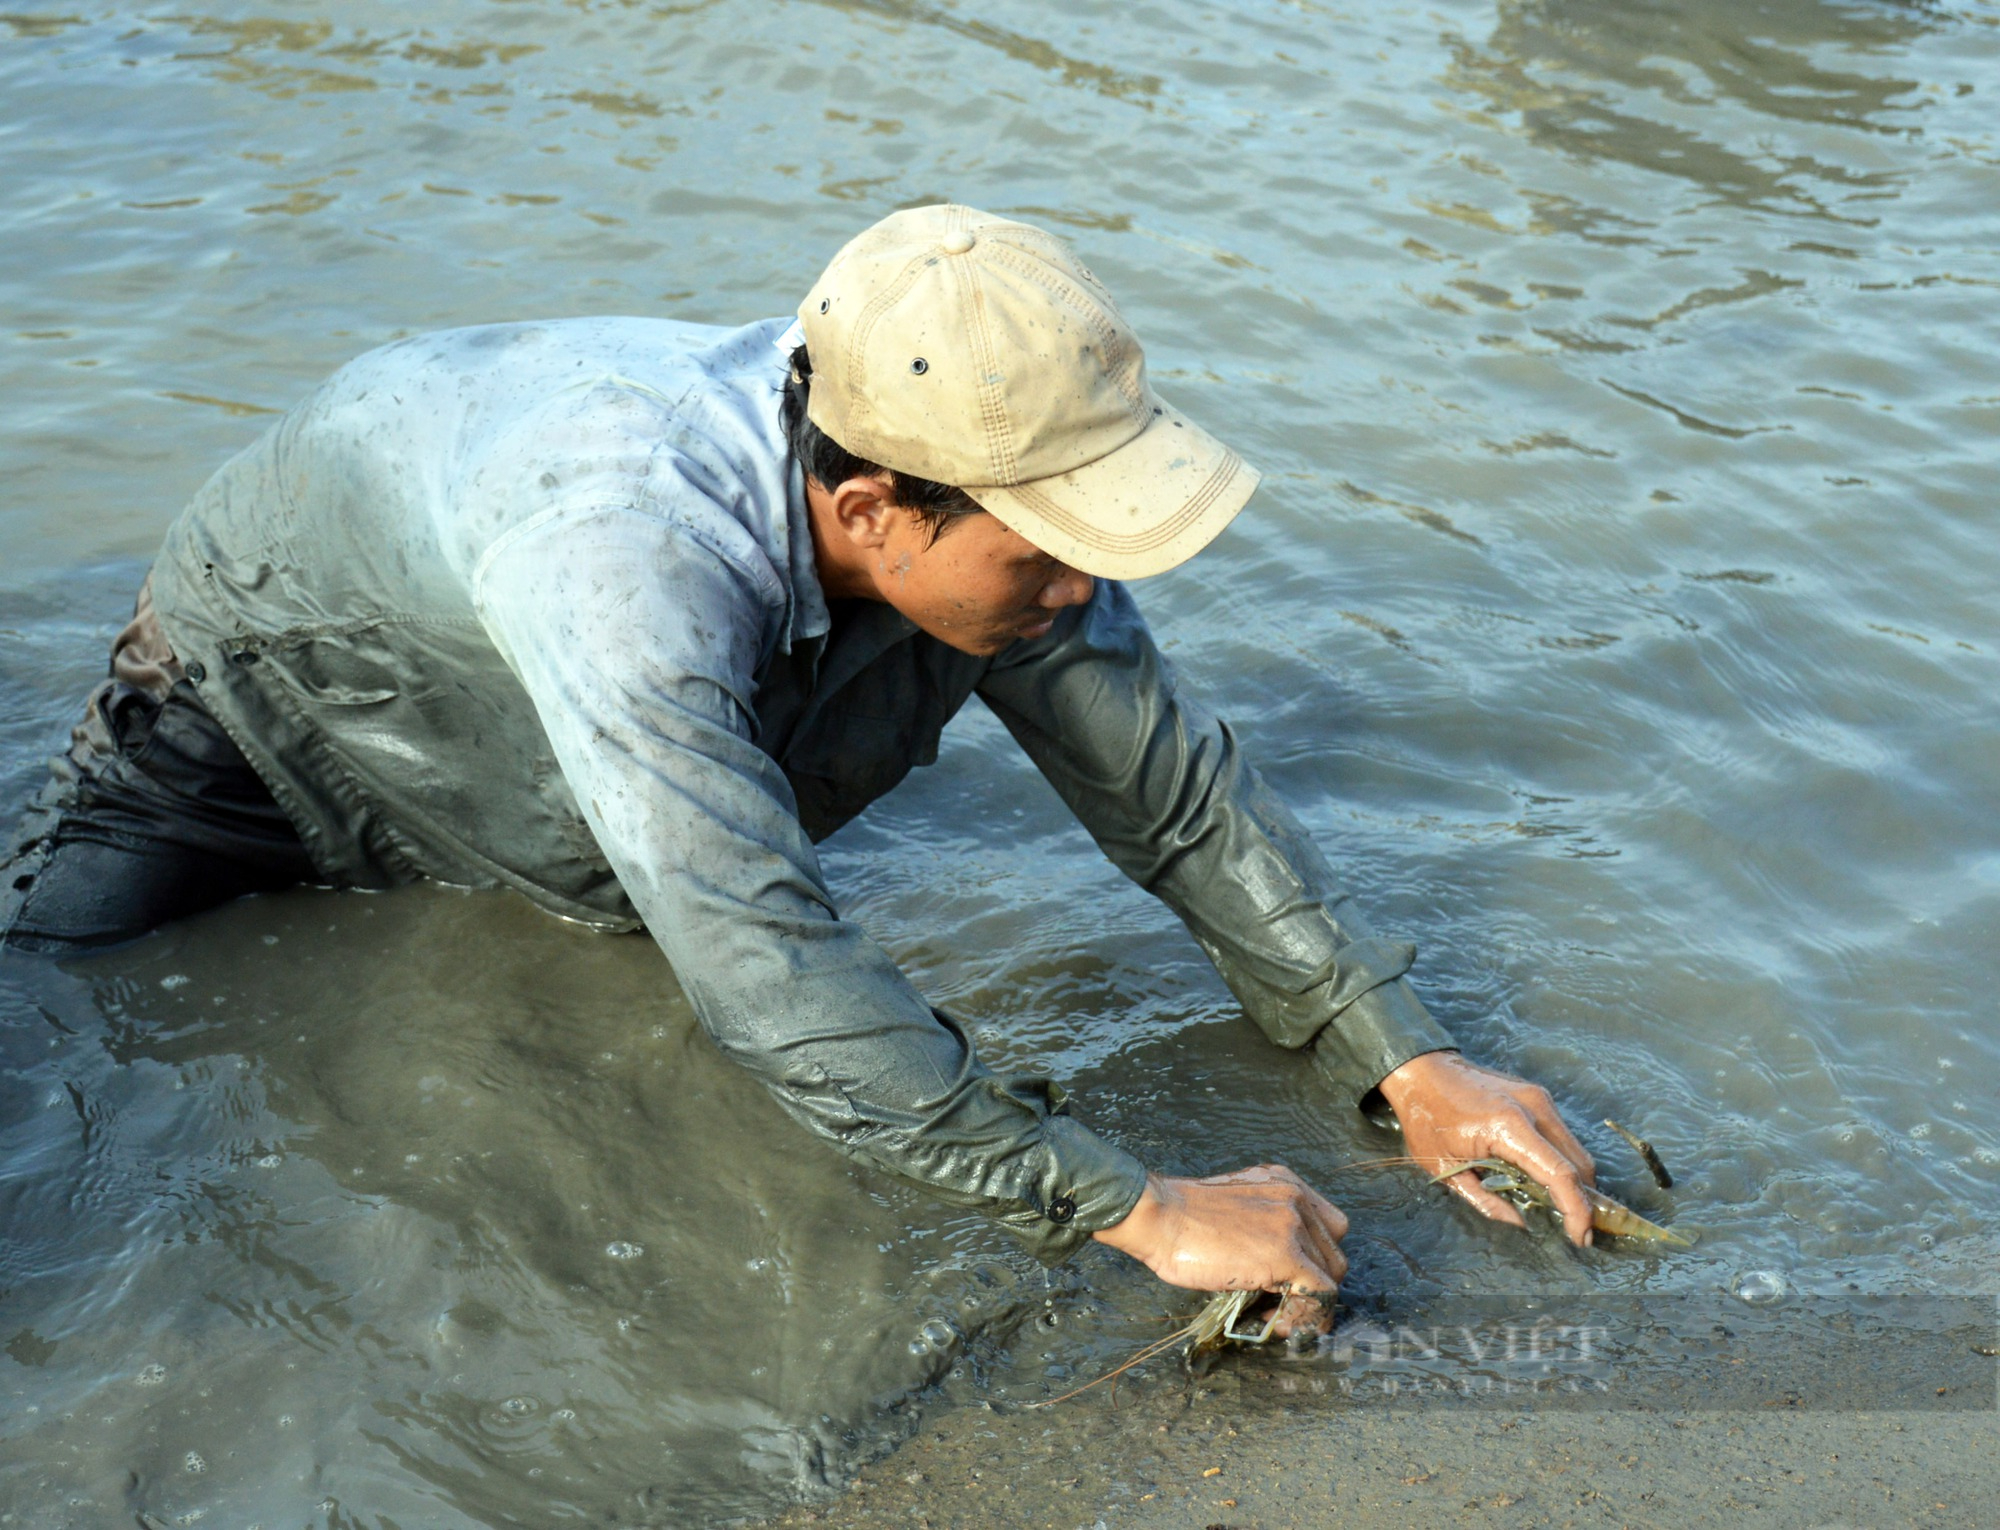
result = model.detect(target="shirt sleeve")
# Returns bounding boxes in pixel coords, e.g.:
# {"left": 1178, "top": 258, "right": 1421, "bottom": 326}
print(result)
{"left": 473, "top": 499, "right": 1147, "bottom": 1263}
{"left": 976, "top": 581, "right": 1458, "bottom": 1103}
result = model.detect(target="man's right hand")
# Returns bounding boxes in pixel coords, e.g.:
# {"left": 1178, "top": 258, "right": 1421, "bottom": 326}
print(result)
{"left": 1091, "top": 1166, "right": 1347, "bottom": 1338}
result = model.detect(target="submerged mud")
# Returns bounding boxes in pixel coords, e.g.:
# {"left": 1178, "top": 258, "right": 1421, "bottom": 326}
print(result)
{"left": 0, "top": 888, "right": 1065, "bottom": 1524}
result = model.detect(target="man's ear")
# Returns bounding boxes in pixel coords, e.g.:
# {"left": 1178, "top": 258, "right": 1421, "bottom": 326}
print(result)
{"left": 825, "top": 474, "right": 902, "bottom": 550}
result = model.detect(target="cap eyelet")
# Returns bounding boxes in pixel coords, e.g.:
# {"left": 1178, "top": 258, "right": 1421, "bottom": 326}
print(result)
{"left": 818, "top": 298, "right": 830, "bottom": 314}
{"left": 910, "top": 357, "right": 928, "bottom": 375}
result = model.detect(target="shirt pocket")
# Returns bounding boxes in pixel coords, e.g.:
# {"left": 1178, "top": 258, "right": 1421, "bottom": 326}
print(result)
{"left": 253, "top": 620, "right": 441, "bottom": 708}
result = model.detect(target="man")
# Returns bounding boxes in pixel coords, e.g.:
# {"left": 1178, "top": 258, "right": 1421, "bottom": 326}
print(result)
{"left": 2, "top": 205, "right": 1596, "bottom": 1331}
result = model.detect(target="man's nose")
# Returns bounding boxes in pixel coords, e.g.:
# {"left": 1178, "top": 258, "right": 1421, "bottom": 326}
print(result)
{"left": 1039, "top": 568, "right": 1094, "bottom": 609}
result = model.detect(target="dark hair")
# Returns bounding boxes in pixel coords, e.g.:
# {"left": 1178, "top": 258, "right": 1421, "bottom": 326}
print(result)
{"left": 781, "top": 343, "right": 983, "bottom": 545}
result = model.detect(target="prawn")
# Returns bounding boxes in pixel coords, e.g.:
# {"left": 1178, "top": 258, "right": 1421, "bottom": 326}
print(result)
{"left": 1028, "top": 1287, "right": 1288, "bottom": 1409}
{"left": 1422, "top": 1156, "right": 1698, "bottom": 1248}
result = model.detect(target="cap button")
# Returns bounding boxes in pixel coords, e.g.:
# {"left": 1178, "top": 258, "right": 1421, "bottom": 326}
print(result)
{"left": 940, "top": 229, "right": 976, "bottom": 255}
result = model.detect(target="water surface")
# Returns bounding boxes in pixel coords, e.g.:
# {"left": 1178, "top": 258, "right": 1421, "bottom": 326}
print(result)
{"left": 2, "top": 0, "right": 1996, "bottom": 1522}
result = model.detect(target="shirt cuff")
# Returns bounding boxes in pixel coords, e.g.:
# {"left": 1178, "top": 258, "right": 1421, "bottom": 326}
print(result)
{"left": 1310, "top": 974, "right": 1458, "bottom": 1104}
{"left": 1200, "top": 928, "right": 1458, "bottom": 1100}
{"left": 988, "top": 1110, "right": 1150, "bottom": 1266}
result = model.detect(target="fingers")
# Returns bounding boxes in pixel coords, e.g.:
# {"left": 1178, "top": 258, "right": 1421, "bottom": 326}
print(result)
{"left": 1522, "top": 1090, "right": 1597, "bottom": 1186}
{"left": 1269, "top": 1234, "right": 1343, "bottom": 1340}
{"left": 1297, "top": 1219, "right": 1348, "bottom": 1296}
{"left": 1290, "top": 1178, "right": 1348, "bottom": 1285}
{"left": 1138, "top": 1165, "right": 1352, "bottom": 1304}
{"left": 1273, "top": 1288, "right": 1334, "bottom": 1339}
{"left": 1257, "top": 1168, "right": 1346, "bottom": 1310}
{"left": 1496, "top": 1128, "right": 1595, "bottom": 1248}
{"left": 1207, "top": 1163, "right": 1348, "bottom": 1264}
{"left": 1443, "top": 1167, "right": 1527, "bottom": 1230}
{"left": 1239, "top": 1168, "right": 1347, "bottom": 1329}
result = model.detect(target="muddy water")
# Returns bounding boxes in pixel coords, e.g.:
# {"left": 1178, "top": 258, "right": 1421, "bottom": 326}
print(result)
{"left": 2, "top": 0, "right": 1996, "bottom": 1524}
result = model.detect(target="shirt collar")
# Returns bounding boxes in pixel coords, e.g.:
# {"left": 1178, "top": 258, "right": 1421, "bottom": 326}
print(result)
{"left": 759, "top": 317, "right": 829, "bottom": 655}
{"left": 780, "top": 452, "right": 831, "bottom": 654}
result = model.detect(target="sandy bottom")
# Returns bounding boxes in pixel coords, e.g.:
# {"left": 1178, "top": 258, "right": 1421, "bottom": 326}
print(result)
{"left": 758, "top": 1339, "right": 1998, "bottom": 1530}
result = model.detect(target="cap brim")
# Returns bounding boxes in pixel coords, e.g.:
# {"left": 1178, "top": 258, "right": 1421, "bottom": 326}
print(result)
{"left": 962, "top": 402, "right": 1260, "bottom": 580}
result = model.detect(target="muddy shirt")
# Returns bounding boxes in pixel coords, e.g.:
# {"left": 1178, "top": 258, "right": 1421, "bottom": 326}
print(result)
{"left": 148, "top": 315, "right": 1452, "bottom": 1262}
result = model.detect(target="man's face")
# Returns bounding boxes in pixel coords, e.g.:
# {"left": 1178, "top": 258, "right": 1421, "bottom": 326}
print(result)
{"left": 807, "top": 473, "right": 1095, "bottom": 656}
{"left": 866, "top": 507, "right": 1096, "bottom": 656}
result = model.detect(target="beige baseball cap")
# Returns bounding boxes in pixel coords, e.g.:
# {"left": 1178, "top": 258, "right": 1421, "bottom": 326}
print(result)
{"left": 797, "top": 203, "right": 1260, "bottom": 580}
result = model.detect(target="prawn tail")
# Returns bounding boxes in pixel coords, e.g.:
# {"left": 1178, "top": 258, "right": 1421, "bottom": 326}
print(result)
{"left": 1585, "top": 1187, "right": 1698, "bottom": 1248}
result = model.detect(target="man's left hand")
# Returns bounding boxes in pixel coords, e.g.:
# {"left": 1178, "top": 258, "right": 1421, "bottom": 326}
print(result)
{"left": 1376, "top": 1051, "right": 1598, "bottom": 1247}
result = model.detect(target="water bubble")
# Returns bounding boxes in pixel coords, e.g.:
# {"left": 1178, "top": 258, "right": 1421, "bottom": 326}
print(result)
{"left": 276, "top": 1415, "right": 294, "bottom": 1428}
{"left": 135, "top": 1364, "right": 167, "bottom": 1386}
{"left": 745, "top": 1257, "right": 769, "bottom": 1273}
{"left": 551, "top": 1408, "right": 576, "bottom": 1423}
{"left": 160, "top": 975, "right": 190, "bottom": 990}
{"left": 500, "top": 1396, "right": 537, "bottom": 1416}
{"left": 916, "top": 1319, "right": 955, "bottom": 1352}
{"left": 605, "top": 1241, "right": 643, "bottom": 1260}
{"left": 256, "top": 1154, "right": 282, "bottom": 1169}
{"left": 262, "top": 934, "right": 279, "bottom": 946}
{"left": 1733, "top": 1270, "right": 1788, "bottom": 1305}
{"left": 183, "top": 1451, "right": 207, "bottom": 1473}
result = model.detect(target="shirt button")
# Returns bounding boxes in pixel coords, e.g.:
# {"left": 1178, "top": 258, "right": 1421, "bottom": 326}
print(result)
{"left": 184, "top": 661, "right": 206, "bottom": 684}
{"left": 1046, "top": 1193, "right": 1077, "bottom": 1225}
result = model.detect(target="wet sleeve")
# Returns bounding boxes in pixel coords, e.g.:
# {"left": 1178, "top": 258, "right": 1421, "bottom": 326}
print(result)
{"left": 976, "top": 581, "right": 1457, "bottom": 1104}
{"left": 473, "top": 503, "right": 1146, "bottom": 1263}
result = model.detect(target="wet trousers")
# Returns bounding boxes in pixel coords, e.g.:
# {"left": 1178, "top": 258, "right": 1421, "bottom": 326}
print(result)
{"left": 0, "top": 681, "right": 316, "bottom": 952}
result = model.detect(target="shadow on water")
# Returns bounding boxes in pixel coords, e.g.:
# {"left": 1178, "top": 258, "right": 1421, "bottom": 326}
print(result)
{"left": 0, "top": 888, "right": 1057, "bottom": 1527}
